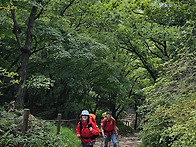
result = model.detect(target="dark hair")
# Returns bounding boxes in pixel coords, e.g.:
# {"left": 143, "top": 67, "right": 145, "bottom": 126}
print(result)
{"left": 106, "top": 111, "right": 112, "bottom": 115}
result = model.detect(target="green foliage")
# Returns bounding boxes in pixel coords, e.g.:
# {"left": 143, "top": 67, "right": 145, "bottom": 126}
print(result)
{"left": 0, "top": 108, "right": 80, "bottom": 147}
{"left": 143, "top": 0, "right": 196, "bottom": 27}
{"left": 26, "top": 31, "right": 130, "bottom": 119}
{"left": 1, "top": 1, "right": 196, "bottom": 144}
{"left": 0, "top": 67, "right": 19, "bottom": 96}
{"left": 138, "top": 53, "right": 196, "bottom": 146}
{"left": 25, "top": 74, "right": 55, "bottom": 89}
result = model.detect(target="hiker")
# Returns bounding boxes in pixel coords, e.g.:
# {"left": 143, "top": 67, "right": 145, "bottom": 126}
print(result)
{"left": 8, "top": 100, "right": 16, "bottom": 113}
{"left": 101, "top": 112, "right": 118, "bottom": 146}
{"left": 7, "top": 100, "right": 23, "bottom": 116}
{"left": 101, "top": 111, "right": 118, "bottom": 147}
{"left": 76, "top": 110, "right": 99, "bottom": 147}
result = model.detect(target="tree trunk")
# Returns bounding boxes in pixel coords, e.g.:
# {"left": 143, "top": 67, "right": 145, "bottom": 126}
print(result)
{"left": 12, "top": 1, "right": 41, "bottom": 109}
{"left": 109, "top": 94, "right": 117, "bottom": 119}
{"left": 16, "top": 51, "right": 30, "bottom": 109}
{"left": 134, "top": 95, "right": 138, "bottom": 131}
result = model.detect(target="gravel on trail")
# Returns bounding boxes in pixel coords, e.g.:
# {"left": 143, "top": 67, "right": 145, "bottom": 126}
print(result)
{"left": 94, "top": 135, "right": 141, "bottom": 147}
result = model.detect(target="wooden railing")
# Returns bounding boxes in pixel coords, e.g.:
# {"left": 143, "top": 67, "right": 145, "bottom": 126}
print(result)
{"left": 21, "top": 109, "right": 77, "bottom": 134}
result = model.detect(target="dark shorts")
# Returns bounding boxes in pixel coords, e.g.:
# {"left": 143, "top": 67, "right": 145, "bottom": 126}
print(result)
{"left": 81, "top": 141, "right": 95, "bottom": 147}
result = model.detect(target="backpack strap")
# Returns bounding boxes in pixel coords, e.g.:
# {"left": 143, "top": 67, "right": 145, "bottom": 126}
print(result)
{"left": 104, "top": 118, "right": 107, "bottom": 128}
{"left": 79, "top": 118, "right": 91, "bottom": 133}
{"left": 79, "top": 120, "right": 82, "bottom": 134}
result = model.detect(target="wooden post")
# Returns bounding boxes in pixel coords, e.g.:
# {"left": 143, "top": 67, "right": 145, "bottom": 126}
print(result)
{"left": 57, "top": 113, "right": 61, "bottom": 134}
{"left": 22, "top": 109, "right": 30, "bottom": 133}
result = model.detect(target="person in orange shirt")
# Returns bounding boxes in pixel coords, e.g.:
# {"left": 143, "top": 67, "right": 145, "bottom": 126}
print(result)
{"left": 76, "top": 110, "right": 99, "bottom": 147}
{"left": 101, "top": 111, "right": 118, "bottom": 147}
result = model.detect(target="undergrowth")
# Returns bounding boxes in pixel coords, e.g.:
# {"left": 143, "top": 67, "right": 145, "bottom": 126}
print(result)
{"left": 0, "top": 107, "right": 80, "bottom": 147}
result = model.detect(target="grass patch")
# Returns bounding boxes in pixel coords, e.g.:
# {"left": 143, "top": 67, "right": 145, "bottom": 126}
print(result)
{"left": 51, "top": 126, "right": 81, "bottom": 147}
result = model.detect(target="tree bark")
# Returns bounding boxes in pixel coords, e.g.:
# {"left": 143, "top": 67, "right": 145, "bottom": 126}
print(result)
{"left": 11, "top": 1, "right": 41, "bottom": 109}
{"left": 16, "top": 51, "right": 30, "bottom": 109}
{"left": 134, "top": 95, "right": 138, "bottom": 131}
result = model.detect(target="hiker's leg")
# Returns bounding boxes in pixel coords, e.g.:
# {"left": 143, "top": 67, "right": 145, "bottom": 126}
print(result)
{"left": 86, "top": 141, "right": 94, "bottom": 147}
{"left": 111, "top": 134, "right": 117, "bottom": 147}
{"left": 81, "top": 143, "right": 87, "bottom": 147}
{"left": 104, "top": 135, "right": 110, "bottom": 147}
{"left": 108, "top": 136, "right": 111, "bottom": 147}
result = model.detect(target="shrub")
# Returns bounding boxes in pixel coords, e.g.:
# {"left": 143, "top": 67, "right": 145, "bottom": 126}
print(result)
{"left": 138, "top": 54, "right": 196, "bottom": 146}
{"left": 0, "top": 108, "right": 80, "bottom": 147}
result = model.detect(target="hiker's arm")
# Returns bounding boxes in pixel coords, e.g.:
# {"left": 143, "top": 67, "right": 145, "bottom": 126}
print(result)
{"left": 114, "top": 119, "right": 118, "bottom": 135}
{"left": 76, "top": 122, "right": 81, "bottom": 138}
{"left": 114, "top": 125, "right": 118, "bottom": 134}
{"left": 101, "top": 127, "right": 105, "bottom": 137}
{"left": 8, "top": 108, "right": 13, "bottom": 113}
{"left": 100, "top": 120, "right": 105, "bottom": 137}
{"left": 91, "top": 122, "right": 99, "bottom": 135}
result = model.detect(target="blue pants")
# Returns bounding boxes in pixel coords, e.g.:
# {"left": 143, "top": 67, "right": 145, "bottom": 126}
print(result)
{"left": 104, "top": 134, "right": 117, "bottom": 147}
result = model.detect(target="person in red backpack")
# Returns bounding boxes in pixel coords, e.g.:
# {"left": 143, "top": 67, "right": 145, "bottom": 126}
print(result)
{"left": 101, "top": 111, "right": 118, "bottom": 147}
{"left": 76, "top": 110, "right": 99, "bottom": 147}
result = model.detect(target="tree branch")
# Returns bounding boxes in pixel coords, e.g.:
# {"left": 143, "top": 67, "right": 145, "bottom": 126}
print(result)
{"left": 34, "top": 7, "right": 43, "bottom": 20}
{"left": 149, "top": 37, "right": 167, "bottom": 55}
{"left": 11, "top": 9, "right": 22, "bottom": 48}
{"left": 60, "top": 0, "right": 76, "bottom": 17}
{"left": 30, "top": 46, "right": 45, "bottom": 55}
{"left": 34, "top": 0, "right": 49, "bottom": 20}
{"left": 150, "top": 37, "right": 164, "bottom": 46}
{"left": 144, "top": 40, "right": 164, "bottom": 60}
{"left": 116, "top": 106, "right": 124, "bottom": 120}
{"left": 25, "top": 1, "right": 40, "bottom": 50}
{"left": 128, "top": 76, "right": 140, "bottom": 98}
{"left": 132, "top": 10, "right": 144, "bottom": 15}
{"left": 124, "top": 70, "right": 131, "bottom": 77}
{"left": 138, "top": 31, "right": 165, "bottom": 59}
{"left": 163, "top": 40, "right": 169, "bottom": 58}
{"left": 115, "top": 104, "right": 121, "bottom": 112}
{"left": 74, "top": 10, "right": 86, "bottom": 30}
{"left": 121, "top": 41, "right": 157, "bottom": 82}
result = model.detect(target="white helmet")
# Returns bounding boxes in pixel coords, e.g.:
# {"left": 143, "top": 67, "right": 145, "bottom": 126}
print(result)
{"left": 81, "top": 110, "right": 89, "bottom": 116}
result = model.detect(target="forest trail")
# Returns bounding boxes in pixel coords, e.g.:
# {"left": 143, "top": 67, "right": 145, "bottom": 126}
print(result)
{"left": 94, "top": 109, "right": 141, "bottom": 147}
{"left": 94, "top": 135, "right": 141, "bottom": 147}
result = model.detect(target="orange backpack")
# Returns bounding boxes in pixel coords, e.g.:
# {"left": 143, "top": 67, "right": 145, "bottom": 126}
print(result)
{"left": 89, "top": 113, "right": 100, "bottom": 135}
{"left": 89, "top": 114, "right": 97, "bottom": 125}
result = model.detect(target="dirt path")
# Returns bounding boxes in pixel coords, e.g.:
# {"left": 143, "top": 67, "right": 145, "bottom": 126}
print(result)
{"left": 94, "top": 135, "right": 141, "bottom": 147}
